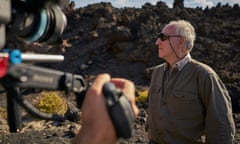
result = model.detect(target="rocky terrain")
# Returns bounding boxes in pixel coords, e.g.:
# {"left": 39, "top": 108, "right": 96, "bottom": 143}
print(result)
{"left": 1, "top": 0, "right": 240, "bottom": 143}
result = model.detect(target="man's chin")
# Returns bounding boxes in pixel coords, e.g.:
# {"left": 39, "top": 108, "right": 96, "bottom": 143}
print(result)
{"left": 158, "top": 54, "right": 163, "bottom": 58}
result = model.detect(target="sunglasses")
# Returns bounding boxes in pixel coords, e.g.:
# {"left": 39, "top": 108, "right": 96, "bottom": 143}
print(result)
{"left": 157, "top": 33, "right": 181, "bottom": 41}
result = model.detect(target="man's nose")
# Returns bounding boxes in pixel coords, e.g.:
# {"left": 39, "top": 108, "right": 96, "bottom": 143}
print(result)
{"left": 155, "top": 38, "right": 161, "bottom": 45}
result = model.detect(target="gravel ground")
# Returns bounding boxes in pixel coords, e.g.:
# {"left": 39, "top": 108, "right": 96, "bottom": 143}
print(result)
{"left": 0, "top": 109, "right": 148, "bottom": 144}
{"left": 0, "top": 90, "right": 239, "bottom": 144}
{"left": 1, "top": 104, "right": 240, "bottom": 144}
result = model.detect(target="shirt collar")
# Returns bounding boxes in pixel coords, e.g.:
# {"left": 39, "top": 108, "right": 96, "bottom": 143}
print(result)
{"left": 164, "top": 53, "right": 191, "bottom": 71}
{"left": 174, "top": 53, "right": 191, "bottom": 71}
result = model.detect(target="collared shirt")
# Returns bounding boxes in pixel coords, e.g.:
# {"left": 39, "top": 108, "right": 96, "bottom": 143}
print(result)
{"left": 163, "top": 53, "right": 191, "bottom": 72}
{"left": 174, "top": 53, "right": 191, "bottom": 71}
{"left": 147, "top": 58, "right": 235, "bottom": 144}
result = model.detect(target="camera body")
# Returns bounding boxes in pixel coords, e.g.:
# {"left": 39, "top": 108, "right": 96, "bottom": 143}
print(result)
{"left": 0, "top": 0, "right": 11, "bottom": 48}
{"left": 0, "top": 0, "right": 67, "bottom": 49}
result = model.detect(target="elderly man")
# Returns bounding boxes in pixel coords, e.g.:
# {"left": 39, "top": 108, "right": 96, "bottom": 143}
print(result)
{"left": 147, "top": 20, "right": 235, "bottom": 144}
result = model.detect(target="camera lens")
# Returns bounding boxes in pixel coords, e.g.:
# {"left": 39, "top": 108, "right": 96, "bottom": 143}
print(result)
{"left": 11, "top": 4, "right": 67, "bottom": 44}
{"left": 38, "top": 6, "right": 67, "bottom": 44}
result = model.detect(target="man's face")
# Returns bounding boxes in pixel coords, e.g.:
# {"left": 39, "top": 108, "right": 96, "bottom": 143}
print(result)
{"left": 155, "top": 25, "right": 182, "bottom": 62}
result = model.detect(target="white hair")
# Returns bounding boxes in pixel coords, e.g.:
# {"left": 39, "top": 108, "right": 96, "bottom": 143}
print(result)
{"left": 168, "top": 20, "right": 196, "bottom": 51}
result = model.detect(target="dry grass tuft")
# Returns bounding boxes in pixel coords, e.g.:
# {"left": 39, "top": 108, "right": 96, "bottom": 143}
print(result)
{"left": 35, "top": 91, "right": 68, "bottom": 116}
{"left": 136, "top": 89, "right": 148, "bottom": 102}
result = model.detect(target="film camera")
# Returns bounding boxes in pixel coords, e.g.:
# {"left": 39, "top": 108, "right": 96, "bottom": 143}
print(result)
{"left": 0, "top": 0, "right": 135, "bottom": 139}
{"left": 0, "top": 0, "right": 67, "bottom": 49}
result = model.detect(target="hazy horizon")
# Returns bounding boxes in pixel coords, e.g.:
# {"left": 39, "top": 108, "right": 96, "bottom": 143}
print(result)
{"left": 72, "top": 0, "right": 240, "bottom": 8}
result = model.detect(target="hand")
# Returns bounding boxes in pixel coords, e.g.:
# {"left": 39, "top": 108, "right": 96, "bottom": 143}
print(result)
{"left": 74, "top": 74, "right": 139, "bottom": 144}
{"left": 110, "top": 78, "right": 139, "bottom": 117}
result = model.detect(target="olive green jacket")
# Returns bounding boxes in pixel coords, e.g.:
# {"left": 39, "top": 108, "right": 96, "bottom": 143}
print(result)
{"left": 147, "top": 59, "right": 235, "bottom": 144}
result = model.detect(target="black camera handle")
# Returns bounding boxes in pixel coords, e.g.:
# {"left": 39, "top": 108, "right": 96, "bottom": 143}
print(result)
{"left": 75, "top": 83, "right": 135, "bottom": 139}
{"left": 103, "top": 83, "right": 135, "bottom": 139}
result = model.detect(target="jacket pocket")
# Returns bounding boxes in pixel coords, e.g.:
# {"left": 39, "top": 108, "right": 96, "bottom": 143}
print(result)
{"left": 168, "top": 90, "right": 203, "bottom": 120}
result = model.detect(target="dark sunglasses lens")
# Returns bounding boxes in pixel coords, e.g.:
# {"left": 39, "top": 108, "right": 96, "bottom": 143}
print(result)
{"left": 159, "top": 33, "right": 168, "bottom": 41}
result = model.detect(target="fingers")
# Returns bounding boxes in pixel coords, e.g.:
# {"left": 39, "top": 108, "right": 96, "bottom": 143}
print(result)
{"left": 111, "top": 78, "right": 139, "bottom": 117}
{"left": 82, "top": 73, "right": 111, "bottom": 120}
{"left": 111, "top": 78, "right": 135, "bottom": 90}
{"left": 111, "top": 78, "right": 135, "bottom": 102}
{"left": 90, "top": 73, "right": 111, "bottom": 95}
{"left": 86, "top": 75, "right": 139, "bottom": 117}
{"left": 91, "top": 73, "right": 111, "bottom": 89}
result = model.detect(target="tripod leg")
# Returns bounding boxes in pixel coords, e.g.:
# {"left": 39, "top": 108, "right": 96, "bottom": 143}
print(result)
{"left": 6, "top": 87, "right": 22, "bottom": 132}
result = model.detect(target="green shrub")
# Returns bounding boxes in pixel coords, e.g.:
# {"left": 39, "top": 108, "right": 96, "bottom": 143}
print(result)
{"left": 136, "top": 89, "right": 148, "bottom": 102}
{"left": 35, "top": 91, "right": 68, "bottom": 116}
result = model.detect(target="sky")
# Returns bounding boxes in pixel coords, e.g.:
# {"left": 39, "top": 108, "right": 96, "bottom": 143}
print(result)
{"left": 72, "top": 0, "right": 240, "bottom": 8}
